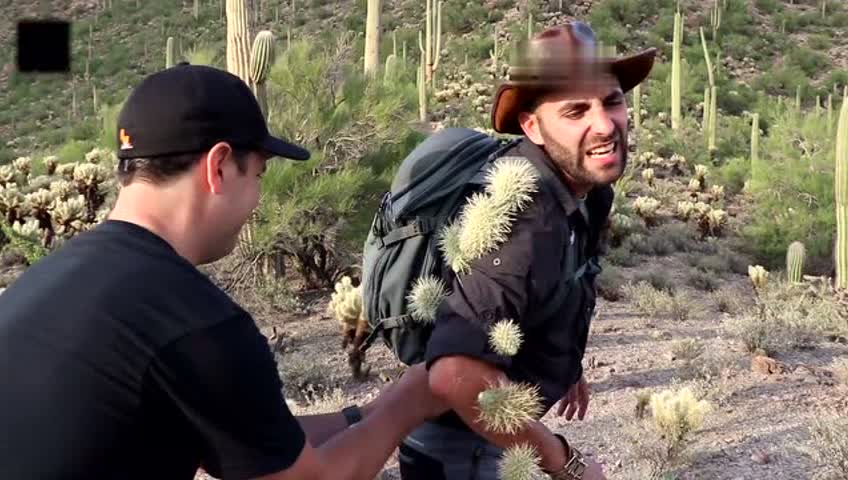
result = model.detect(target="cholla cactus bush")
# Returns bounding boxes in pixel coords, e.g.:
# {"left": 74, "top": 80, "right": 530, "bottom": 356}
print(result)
{"left": 633, "top": 196, "right": 661, "bottom": 227}
{"left": 695, "top": 207, "right": 727, "bottom": 238}
{"left": 439, "top": 157, "right": 540, "bottom": 275}
{"left": 642, "top": 168, "right": 655, "bottom": 187}
{"left": 609, "top": 212, "right": 635, "bottom": 246}
{"left": 328, "top": 275, "right": 371, "bottom": 379}
{"left": 676, "top": 200, "right": 695, "bottom": 221}
{"left": 476, "top": 378, "right": 543, "bottom": 435}
{"left": 748, "top": 265, "right": 769, "bottom": 291}
{"left": 0, "top": 150, "right": 117, "bottom": 265}
{"left": 648, "top": 386, "right": 711, "bottom": 466}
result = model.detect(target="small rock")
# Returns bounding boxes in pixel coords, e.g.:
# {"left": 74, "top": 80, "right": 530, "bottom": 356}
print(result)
{"left": 751, "top": 450, "right": 770, "bottom": 464}
{"left": 751, "top": 355, "right": 787, "bottom": 375}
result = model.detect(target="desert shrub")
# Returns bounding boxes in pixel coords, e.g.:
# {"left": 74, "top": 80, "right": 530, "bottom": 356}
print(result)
{"left": 807, "top": 412, "right": 848, "bottom": 480}
{"left": 632, "top": 270, "right": 675, "bottom": 294}
{"left": 714, "top": 156, "right": 749, "bottom": 195}
{"left": 622, "top": 281, "right": 691, "bottom": 321}
{"left": 596, "top": 264, "right": 627, "bottom": 301}
{"left": 754, "top": 0, "right": 781, "bottom": 14}
{"left": 687, "top": 269, "right": 719, "bottom": 292}
{"left": 740, "top": 106, "right": 836, "bottom": 270}
{"left": 723, "top": 278, "right": 845, "bottom": 355}
{"left": 251, "top": 37, "right": 421, "bottom": 289}
{"left": 787, "top": 46, "right": 831, "bottom": 78}
{"left": 832, "top": 357, "right": 848, "bottom": 387}
{"left": 605, "top": 243, "right": 641, "bottom": 267}
{"left": 688, "top": 253, "right": 731, "bottom": 274}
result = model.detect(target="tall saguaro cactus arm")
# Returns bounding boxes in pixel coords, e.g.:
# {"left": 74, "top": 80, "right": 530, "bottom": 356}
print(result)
{"left": 836, "top": 87, "right": 848, "bottom": 290}
{"left": 363, "top": 0, "right": 382, "bottom": 76}
{"left": 419, "top": 0, "right": 442, "bottom": 84}
{"left": 226, "top": 0, "right": 254, "bottom": 86}
{"left": 671, "top": 11, "right": 682, "bottom": 130}
{"left": 249, "top": 30, "right": 275, "bottom": 118}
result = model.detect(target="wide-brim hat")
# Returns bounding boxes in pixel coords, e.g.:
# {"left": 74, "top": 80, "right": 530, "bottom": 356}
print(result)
{"left": 491, "top": 21, "right": 657, "bottom": 135}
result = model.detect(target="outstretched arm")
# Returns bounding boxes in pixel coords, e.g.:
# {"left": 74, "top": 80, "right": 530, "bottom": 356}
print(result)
{"left": 428, "top": 354, "right": 568, "bottom": 472}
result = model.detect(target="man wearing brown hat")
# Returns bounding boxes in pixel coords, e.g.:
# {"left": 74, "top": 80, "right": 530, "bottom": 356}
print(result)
{"left": 398, "top": 22, "right": 656, "bottom": 480}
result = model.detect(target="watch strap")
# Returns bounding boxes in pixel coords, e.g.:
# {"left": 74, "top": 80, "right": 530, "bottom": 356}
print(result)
{"left": 341, "top": 405, "right": 363, "bottom": 426}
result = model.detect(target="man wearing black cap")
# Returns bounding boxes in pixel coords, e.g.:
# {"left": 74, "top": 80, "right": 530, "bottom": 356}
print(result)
{"left": 0, "top": 63, "right": 447, "bottom": 480}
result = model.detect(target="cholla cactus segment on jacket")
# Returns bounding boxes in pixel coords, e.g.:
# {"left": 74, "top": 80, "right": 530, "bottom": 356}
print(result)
{"left": 498, "top": 443, "right": 547, "bottom": 480}
{"left": 488, "top": 318, "right": 523, "bottom": 356}
{"left": 407, "top": 275, "right": 449, "bottom": 324}
{"left": 476, "top": 379, "right": 543, "bottom": 435}
{"left": 440, "top": 156, "right": 540, "bottom": 276}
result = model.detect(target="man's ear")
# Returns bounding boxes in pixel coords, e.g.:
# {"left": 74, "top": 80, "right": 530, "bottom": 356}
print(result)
{"left": 203, "top": 142, "right": 231, "bottom": 194}
{"left": 518, "top": 110, "right": 544, "bottom": 145}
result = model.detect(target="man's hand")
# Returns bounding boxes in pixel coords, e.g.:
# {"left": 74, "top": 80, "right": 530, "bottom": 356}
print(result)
{"left": 555, "top": 375, "right": 590, "bottom": 421}
{"left": 581, "top": 456, "right": 607, "bottom": 480}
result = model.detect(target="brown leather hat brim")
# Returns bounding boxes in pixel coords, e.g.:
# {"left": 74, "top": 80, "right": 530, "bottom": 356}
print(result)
{"left": 491, "top": 47, "right": 658, "bottom": 135}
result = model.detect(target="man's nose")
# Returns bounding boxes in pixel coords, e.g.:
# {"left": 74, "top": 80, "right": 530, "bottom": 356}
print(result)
{"left": 589, "top": 106, "right": 616, "bottom": 136}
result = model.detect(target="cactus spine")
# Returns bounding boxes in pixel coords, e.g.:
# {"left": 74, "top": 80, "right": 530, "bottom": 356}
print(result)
{"left": 419, "top": 0, "right": 442, "bottom": 84}
{"left": 165, "top": 36, "right": 176, "bottom": 68}
{"left": 836, "top": 87, "right": 848, "bottom": 290}
{"left": 226, "top": 0, "right": 254, "bottom": 86}
{"left": 786, "top": 241, "right": 805, "bottom": 283}
{"left": 249, "top": 30, "right": 275, "bottom": 118}
{"left": 363, "top": 0, "right": 382, "bottom": 76}
{"left": 671, "top": 10, "right": 682, "bottom": 130}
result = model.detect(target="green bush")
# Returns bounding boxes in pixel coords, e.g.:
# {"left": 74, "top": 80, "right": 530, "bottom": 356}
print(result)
{"left": 252, "top": 38, "right": 421, "bottom": 289}
{"left": 741, "top": 106, "right": 836, "bottom": 270}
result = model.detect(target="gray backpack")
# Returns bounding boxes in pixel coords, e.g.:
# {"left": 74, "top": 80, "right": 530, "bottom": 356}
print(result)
{"left": 357, "top": 127, "right": 520, "bottom": 365}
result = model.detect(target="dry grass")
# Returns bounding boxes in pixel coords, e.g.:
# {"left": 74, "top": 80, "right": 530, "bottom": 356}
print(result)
{"left": 621, "top": 281, "right": 693, "bottom": 322}
{"left": 805, "top": 411, "right": 848, "bottom": 480}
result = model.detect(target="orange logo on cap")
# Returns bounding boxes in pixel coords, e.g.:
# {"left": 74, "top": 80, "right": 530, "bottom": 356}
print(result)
{"left": 119, "top": 128, "right": 133, "bottom": 150}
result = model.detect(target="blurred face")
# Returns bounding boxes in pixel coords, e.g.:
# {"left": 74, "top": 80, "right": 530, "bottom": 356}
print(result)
{"left": 519, "top": 74, "right": 628, "bottom": 195}
{"left": 200, "top": 144, "right": 269, "bottom": 263}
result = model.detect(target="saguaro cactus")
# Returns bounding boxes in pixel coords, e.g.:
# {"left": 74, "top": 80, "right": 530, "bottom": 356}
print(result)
{"left": 633, "top": 83, "right": 642, "bottom": 130}
{"left": 786, "top": 241, "right": 806, "bottom": 283}
{"left": 671, "top": 11, "right": 682, "bottom": 130}
{"left": 226, "top": 0, "right": 254, "bottom": 86}
{"left": 363, "top": 0, "right": 382, "bottom": 76}
{"left": 165, "top": 36, "right": 176, "bottom": 68}
{"left": 751, "top": 112, "right": 759, "bottom": 167}
{"left": 249, "top": 30, "right": 275, "bottom": 118}
{"left": 419, "top": 0, "right": 442, "bottom": 84}
{"left": 836, "top": 87, "right": 848, "bottom": 290}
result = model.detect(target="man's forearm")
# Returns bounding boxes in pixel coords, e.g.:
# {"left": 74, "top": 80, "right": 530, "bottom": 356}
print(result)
{"left": 296, "top": 400, "right": 379, "bottom": 447}
{"left": 310, "top": 395, "right": 423, "bottom": 480}
{"left": 429, "top": 355, "right": 568, "bottom": 472}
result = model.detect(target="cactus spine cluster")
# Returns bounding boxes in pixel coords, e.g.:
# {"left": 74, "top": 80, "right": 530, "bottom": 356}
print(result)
{"left": 476, "top": 380, "right": 542, "bottom": 435}
{"left": 488, "top": 319, "right": 523, "bottom": 356}
{"left": 439, "top": 157, "right": 540, "bottom": 275}
{"left": 407, "top": 276, "right": 448, "bottom": 324}
{"left": 498, "top": 444, "right": 546, "bottom": 480}
{"left": 249, "top": 30, "right": 275, "bottom": 117}
{"left": 363, "top": 0, "right": 382, "bottom": 76}
{"left": 786, "top": 241, "right": 805, "bottom": 283}
{"left": 836, "top": 87, "right": 848, "bottom": 290}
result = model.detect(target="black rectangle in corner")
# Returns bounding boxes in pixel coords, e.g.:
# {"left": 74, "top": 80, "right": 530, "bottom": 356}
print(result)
{"left": 17, "top": 20, "right": 71, "bottom": 73}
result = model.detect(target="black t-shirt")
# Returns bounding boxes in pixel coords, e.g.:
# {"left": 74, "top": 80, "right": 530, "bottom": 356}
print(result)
{"left": 0, "top": 220, "right": 306, "bottom": 480}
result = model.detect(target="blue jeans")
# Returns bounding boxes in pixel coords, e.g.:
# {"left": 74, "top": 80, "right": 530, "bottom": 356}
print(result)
{"left": 398, "top": 421, "right": 504, "bottom": 480}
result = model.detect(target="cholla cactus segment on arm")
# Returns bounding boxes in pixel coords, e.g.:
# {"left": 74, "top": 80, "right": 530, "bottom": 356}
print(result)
{"left": 440, "top": 157, "right": 539, "bottom": 276}
{"left": 476, "top": 379, "right": 543, "bottom": 435}
{"left": 407, "top": 275, "right": 449, "bottom": 324}
{"left": 498, "top": 443, "right": 547, "bottom": 480}
{"left": 483, "top": 156, "right": 540, "bottom": 212}
{"left": 488, "top": 318, "right": 523, "bottom": 356}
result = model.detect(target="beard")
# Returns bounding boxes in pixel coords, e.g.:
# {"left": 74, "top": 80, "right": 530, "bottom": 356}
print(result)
{"left": 538, "top": 119, "right": 628, "bottom": 190}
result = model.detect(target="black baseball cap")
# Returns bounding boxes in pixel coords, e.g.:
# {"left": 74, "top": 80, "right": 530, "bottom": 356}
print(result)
{"left": 115, "top": 62, "right": 310, "bottom": 161}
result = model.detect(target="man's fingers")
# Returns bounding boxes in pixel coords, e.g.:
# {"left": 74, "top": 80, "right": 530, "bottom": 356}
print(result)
{"left": 565, "top": 402, "right": 577, "bottom": 420}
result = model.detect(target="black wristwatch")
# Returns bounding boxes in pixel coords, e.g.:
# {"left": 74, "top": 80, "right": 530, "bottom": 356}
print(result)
{"left": 341, "top": 405, "right": 363, "bottom": 426}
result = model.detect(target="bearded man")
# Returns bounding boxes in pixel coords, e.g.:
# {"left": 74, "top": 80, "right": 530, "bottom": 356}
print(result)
{"left": 395, "top": 22, "right": 657, "bottom": 480}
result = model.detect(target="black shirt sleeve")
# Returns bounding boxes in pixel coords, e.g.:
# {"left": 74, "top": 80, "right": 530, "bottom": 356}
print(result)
{"left": 425, "top": 198, "right": 562, "bottom": 371}
{"left": 144, "top": 312, "right": 306, "bottom": 480}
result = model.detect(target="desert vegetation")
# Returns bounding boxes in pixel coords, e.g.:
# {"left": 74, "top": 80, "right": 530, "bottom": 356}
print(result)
{"left": 2, "top": 0, "right": 848, "bottom": 478}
